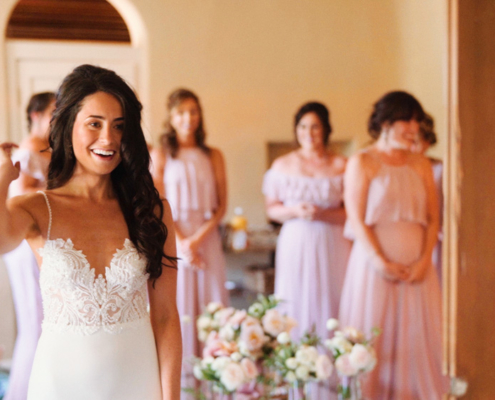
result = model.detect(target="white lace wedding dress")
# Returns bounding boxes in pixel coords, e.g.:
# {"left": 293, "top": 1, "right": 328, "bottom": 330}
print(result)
{"left": 27, "top": 192, "right": 162, "bottom": 400}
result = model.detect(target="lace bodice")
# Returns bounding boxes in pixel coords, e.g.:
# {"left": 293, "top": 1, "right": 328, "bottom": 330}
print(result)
{"left": 36, "top": 192, "right": 150, "bottom": 335}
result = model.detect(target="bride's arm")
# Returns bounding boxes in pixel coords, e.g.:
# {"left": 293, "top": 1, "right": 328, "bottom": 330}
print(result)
{"left": 148, "top": 199, "right": 181, "bottom": 400}
{"left": 0, "top": 143, "right": 35, "bottom": 254}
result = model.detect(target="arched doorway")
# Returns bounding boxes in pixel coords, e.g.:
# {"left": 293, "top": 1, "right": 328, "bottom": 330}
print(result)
{"left": 3, "top": 0, "right": 149, "bottom": 143}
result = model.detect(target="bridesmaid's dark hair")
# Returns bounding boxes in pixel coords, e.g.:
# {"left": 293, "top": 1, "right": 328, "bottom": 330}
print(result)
{"left": 294, "top": 102, "right": 333, "bottom": 146}
{"left": 47, "top": 64, "right": 176, "bottom": 282}
{"left": 368, "top": 91, "right": 425, "bottom": 139}
{"left": 26, "top": 91, "right": 56, "bottom": 131}
{"left": 160, "top": 88, "right": 210, "bottom": 158}
{"left": 420, "top": 113, "right": 437, "bottom": 146}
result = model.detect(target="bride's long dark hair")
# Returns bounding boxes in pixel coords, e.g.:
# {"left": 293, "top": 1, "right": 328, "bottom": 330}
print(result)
{"left": 47, "top": 64, "right": 176, "bottom": 282}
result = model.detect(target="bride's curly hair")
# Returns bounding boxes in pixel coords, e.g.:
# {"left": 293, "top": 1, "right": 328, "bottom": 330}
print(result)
{"left": 47, "top": 64, "right": 176, "bottom": 283}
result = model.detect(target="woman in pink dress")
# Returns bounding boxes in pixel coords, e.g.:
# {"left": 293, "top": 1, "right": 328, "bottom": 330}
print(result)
{"left": 151, "top": 89, "right": 228, "bottom": 394}
{"left": 411, "top": 113, "right": 443, "bottom": 283}
{"left": 3, "top": 92, "right": 55, "bottom": 400}
{"left": 263, "top": 101, "right": 351, "bottom": 341}
{"left": 340, "top": 91, "right": 446, "bottom": 399}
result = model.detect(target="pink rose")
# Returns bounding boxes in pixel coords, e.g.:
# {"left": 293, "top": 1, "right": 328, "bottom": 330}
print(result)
{"left": 240, "top": 358, "right": 259, "bottom": 380}
{"left": 349, "top": 344, "right": 375, "bottom": 371}
{"left": 335, "top": 353, "right": 359, "bottom": 377}
{"left": 316, "top": 354, "right": 333, "bottom": 380}
{"left": 228, "top": 309, "right": 248, "bottom": 329}
{"left": 240, "top": 323, "right": 265, "bottom": 352}
{"left": 215, "top": 307, "right": 236, "bottom": 326}
{"left": 220, "top": 362, "right": 246, "bottom": 391}
{"left": 262, "top": 309, "right": 285, "bottom": 337}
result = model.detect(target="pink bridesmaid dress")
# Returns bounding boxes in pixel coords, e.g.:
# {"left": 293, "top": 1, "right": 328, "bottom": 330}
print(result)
{"left": 164, "top": 147, "right": 228, "bottom": 394}
{"left": 339, "top": 157, "right": 447, "bottom": 399}
{"left": 3, "top": 149, "right": 47, "bottom": 400}
{"left": 263, "top": 169, "right": 351, "bottom": 342}
{"left": 431, "top": 161, "right": 443, "bottom": 283}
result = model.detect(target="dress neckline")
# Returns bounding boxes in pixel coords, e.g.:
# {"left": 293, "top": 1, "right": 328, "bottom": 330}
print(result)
{"left": 267, "top": 168, "right": 343, "bottom": 181}
{"left": 39, "top": 237, "right": 134, "bottom": 283}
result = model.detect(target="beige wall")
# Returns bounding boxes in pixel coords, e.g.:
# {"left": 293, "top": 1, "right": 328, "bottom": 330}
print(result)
{"left": 0, "top": 0, "right": 448, "bottom": 226}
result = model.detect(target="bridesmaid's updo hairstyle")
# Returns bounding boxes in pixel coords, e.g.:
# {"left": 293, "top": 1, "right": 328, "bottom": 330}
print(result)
{"left": 420, "top": 113, "right": 437, "bottom": 146}
{"left": 26, "top": 91, "right": 56, "bottom": 131}
{"left": 47, "top": 64, "right": 176, "bottom": 283}
{"left": 368, "top": 91, "right": 425, "bottom": 139}
{"left": 161, "top": 88, "right": 210, "bottom": 158}
{"left": 294, "top": 102, "right": 333, "bottom": 145}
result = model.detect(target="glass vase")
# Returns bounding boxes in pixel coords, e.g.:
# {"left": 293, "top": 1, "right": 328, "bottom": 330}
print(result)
{"left": 207, "top": 382, "right": 234, "bottom": 400}
{"left": 338, "top": 375, "right": 362, "bottom": 400}
{"left": 288, "top": 380, "right": 312, "bottom": 400}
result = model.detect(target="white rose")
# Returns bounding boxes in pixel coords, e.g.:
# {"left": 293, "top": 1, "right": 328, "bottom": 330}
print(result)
{"left": 315, "top": 354, "right": 333, "bottom": 380}
{"left": 197, "top": 316, "right": 211, "bottom": 330}
{"left": 201, "top": 356, "right": 214, "bottom": 367}
{"left": 277, "top": 331, "right": 291, "bottom": 345}
{"left": 328, "top": 337, "right": 353, "bottom": 355}
{"left": 240, "top": 358, "right": 258, "bottom": 380}
{"left": 295, "top": 346, "right": 319, "bottom": 367}
{"left": 248, "top": 302, "right": 264, "bottom": 317}
{"left": 219, "top": 324, "right": 235, "bottom": 341}
{"left": 295, "top": 365, "right": 310, "bottom": 381}
{"left": 220, "top": 362, "right": 246, "bottom": 392}
{"left": 206, "top": 302, "right": 223, "bottom": 314}
{"left": 198, "top": 330, "right": 209, "bottom": 342}
{"left": 230, "top": 352, "right": 243, "bottom": 362}
{"left": 335, "top": 353, "right": 359, "bottom": 377}
{"left": 285, "top": 357, "right": 299, "bottom": 370}
{"left": 211, "top": 356, "right": 232, "bottom": 373}
{"left": 326, "top": 318, "right": 339, "bottom": 331}
{"left": 193, "top": 364, "right": 204, "bottom": 380}
{"left": 285, "top": 371, "right": 297, "bottom": 383}
{"left": 262, "top": 309, "right": 285, "bottom": 337}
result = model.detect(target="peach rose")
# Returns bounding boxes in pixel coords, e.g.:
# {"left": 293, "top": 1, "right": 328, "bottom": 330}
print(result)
{"left": 220, "top": 362, "right": 246, "bottom": 391}
{"left": 335, "top": 353, "right": 359, "bottom": 377}
{"left": 240, "top": 358, "right": 258, "bottom": 380}
{"left": 262, "top": 309, "right": 286, "bottom": 337}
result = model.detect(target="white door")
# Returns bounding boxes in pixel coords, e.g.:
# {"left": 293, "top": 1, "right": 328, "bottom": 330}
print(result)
{"left": 6, "top": 40, "right": 143, "bottom": 143}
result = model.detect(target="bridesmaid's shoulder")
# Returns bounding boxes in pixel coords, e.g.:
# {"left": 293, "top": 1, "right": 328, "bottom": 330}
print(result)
{"left": 270, "top": 151, "right": 298, "bottom": 173}
{"left": 348, "top": 148, "right": 378, "bottom": 168}
{"left": 329, "top": 152, "right": 347, "bottom": 174}
{"left": 149, "top": 145, "right": 167, "bottom": 164}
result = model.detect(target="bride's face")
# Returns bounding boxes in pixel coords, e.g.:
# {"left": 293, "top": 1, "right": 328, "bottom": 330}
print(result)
{"left": 71, "top": 91, "right": 124, "bottom": 176}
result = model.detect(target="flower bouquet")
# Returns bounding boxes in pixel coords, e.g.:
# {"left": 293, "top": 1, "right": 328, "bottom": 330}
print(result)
{"left": 265, "top": 331, "right": 333, "bottom": 399}
{"left": 324, "top": 319, "right": 380, "bottom": 400}
{"left": 191, "top": 295, "right": 297, "bottom": 398}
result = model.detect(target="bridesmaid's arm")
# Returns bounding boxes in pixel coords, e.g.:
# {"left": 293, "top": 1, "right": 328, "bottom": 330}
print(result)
{"left": 311, "top": 205, "right": 347, "bottom": 224}
{"left": 344, "top": 153, "right": 409, "bottom": 282}
{"left": 182, "top": 148, "right": 227, "bottom": 249}
{"left": 264, "top": 197, "right": 313, "bottom": 223}
{"left": 150, "top": 147, "right": 166, "bottom": 199}
{"left": 149, "top": 199, "right": 182, "bottom": 400}
{"left": 406, "top": 157, "right": 440, "bottom": 283}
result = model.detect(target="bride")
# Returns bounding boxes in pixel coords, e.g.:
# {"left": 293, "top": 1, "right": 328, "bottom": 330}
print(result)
{"left": 0, "top": 65, "right": 182, "bottom": 400}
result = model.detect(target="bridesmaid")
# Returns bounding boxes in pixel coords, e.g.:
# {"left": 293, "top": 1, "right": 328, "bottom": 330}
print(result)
{"left": 3, "top": 92, "right": 55, "bottom": 400}
{"left": 150, "top": 88, "right": 228, "bottom": 394}
{"left": 339, "top": 91, "right": 446, "bottom": 399}
{"left": 411, "top": 113, "right": 443, "bottom": 282}
{"left": 263, "top": 101, "right": 351, "bottom": 342}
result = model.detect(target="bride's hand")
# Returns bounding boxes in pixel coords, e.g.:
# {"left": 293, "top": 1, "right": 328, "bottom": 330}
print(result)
{"left": 0, "top": 143, "right": 20, "bottom": 184}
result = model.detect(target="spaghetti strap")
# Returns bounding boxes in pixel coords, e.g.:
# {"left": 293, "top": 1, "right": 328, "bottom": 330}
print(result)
{"left": 37, "top": 191, "right": 52, "bottom": 240}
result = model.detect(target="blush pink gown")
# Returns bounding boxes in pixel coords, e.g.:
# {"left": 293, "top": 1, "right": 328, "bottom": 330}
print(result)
{"left": 339, "top": 158, "right": 447, "bottom": 399}
{"left": 164, "top": 148, "right": 228, "bottom": 396}
{"left": 263, "top": 169, "right": 351, "bottom": 341}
